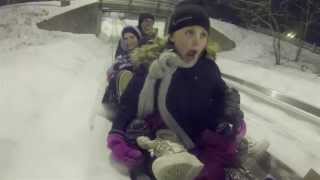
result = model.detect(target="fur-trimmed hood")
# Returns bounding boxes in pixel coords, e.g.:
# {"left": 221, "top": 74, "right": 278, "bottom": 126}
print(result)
{"left": 130, "top": 37, "right": 219, "bottom": 69}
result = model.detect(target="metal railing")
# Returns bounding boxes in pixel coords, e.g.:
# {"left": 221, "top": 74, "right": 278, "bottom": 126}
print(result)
{"left": 223, "top": 73, "right": 320, "bottom": 118}
{"left": 222, "top": 72, "right": 320, "bottom": 180}
{"left": 222, "top": 73, "right": 320, "bottom": 126}
{"left": 0, "top": 0, "right": 68, "bottom": 6}
{"left": 100, "top": 0, "right": 177, "bottom": 18}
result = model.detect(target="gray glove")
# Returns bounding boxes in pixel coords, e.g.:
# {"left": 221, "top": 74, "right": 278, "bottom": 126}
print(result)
{"left": 221, "top": 87, "right": 244, "bottom": 133}
{"left": 225, "top": 87, "right": 243, "bottom": 116}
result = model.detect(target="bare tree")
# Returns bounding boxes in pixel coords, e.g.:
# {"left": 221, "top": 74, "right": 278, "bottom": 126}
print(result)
{"left": 293, "top": 0, "right": 320, "bottom": 62}
{"left": 230, "top": 0, "right": 289, "bottom": 65}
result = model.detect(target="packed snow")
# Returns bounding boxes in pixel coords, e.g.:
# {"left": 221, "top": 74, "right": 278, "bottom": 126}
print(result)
{"left": 211, "top": 19, "right": 320, "bottom": 109}
{"left": 0, "top": 1, "right": 129, "bottom": 180}
{"left": 0, "top": 1, "right": 319, "bottom": 180}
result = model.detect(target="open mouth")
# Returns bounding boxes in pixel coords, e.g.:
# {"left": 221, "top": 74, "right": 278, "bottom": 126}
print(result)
{"left": 185, "top": 50, "right": 198, "bottom": 62}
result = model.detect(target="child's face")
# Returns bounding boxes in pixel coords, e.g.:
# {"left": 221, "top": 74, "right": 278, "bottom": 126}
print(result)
{"left": 123, "top": 32, "right": 139, "bottom": 50}
{"left": 141, "top": 18, "right": 154, "bottom": 34}
{"left": 170, "top": 26, "right": 208, "bottom": 65}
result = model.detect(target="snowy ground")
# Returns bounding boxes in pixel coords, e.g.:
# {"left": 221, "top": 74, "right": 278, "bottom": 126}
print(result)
{"left": 0, "top": 1, "right": 129, "bottom": 180}
{"left": 0, "top": 1, "right": 319, "bottom": 180}
{"left": 211, "top": 19, "right": 320, "bottom": 109}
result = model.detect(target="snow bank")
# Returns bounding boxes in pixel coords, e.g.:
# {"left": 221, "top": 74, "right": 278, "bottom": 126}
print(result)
{"left": 0, "top": 2, "right": 128, "bottom": 179}
{"left": 211, "top": 19, "right": 320, "bottom": 74}
{"left": 211, "top": 19, "right": 320, "bottom": 108}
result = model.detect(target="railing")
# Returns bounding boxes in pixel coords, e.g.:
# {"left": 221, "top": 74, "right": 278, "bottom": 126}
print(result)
{"left": 222, "top": 73, "right": 320, "bottom": 124}
{"left": 100, "top": 0, "right": 177, "bottom": 18}
{"left": 0, "top": 0, "right": 62, "bottom": 6}
{"left": 0, "top": 0, "right": 74, "bottom": 7}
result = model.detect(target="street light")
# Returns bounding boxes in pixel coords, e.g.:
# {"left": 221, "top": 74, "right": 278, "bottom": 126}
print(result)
{"left": 286, "top": 32, "right": 296, "bottom": 39}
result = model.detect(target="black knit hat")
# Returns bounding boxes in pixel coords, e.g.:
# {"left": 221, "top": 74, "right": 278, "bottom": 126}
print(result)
{"left": 138, "top": 13, "right": 155, "bottom": 27}
{"left": 168, "top": 4, "right": 210, "bottom": 34}
{"left": 121, "top": 26, "right": 142, "bottom": 40}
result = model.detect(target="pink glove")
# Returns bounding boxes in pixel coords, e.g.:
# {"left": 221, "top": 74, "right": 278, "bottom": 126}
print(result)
{"left": 107, "top": 133, "right": 144, "bottom": 169}
{"left": 195, "top": 129, "right": 239, "bottom": 180}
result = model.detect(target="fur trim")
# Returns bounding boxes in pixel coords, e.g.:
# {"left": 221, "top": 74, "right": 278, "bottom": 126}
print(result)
{"left": 130, "top": 37, "right": 167, "bottom": 69}
{"left": 130, "top": 37, "right": 218, "bottom": 69}
{"left": 207, "top": 41, "right": 219, "bottom": 58}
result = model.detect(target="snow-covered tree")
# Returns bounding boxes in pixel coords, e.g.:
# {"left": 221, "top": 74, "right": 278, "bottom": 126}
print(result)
{"left": 291, "top": 0, "right": 320, "bottom": 62}
{"left": 230, "top": 0, "right": 290, "bottom": 65}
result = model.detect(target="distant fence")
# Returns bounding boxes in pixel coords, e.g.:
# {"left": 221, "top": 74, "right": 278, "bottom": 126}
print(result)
{"left": 100, "top": 0, "right": 177, "bottom": 18}
{"left": 0, "top": 0, "right": 55, "bottom": 6}
{"left": 248, "top": 25, "right": 320, "bottom": 55}
{"left": 0, "top": 0, "right": 72, "bottom": 7}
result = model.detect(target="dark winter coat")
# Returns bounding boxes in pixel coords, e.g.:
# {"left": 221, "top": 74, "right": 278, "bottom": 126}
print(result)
{"left": 108, "top": 41, "right": 246, "bottom": 179}
{"left": 111, "top": 53, "right": 228, "bottom": 143}
{"left": 114, "top": 41, "right": 126, "bottom": 59}
{"left": 102, "top": 51, "right": 134, "bottom": 106}
{"left": 137, "top": 26, "right": 157, "bottom": 45}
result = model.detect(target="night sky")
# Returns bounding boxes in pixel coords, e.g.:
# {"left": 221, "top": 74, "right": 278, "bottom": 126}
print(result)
{"left": 197, "top": 0, "right": 320, "bottom": 46}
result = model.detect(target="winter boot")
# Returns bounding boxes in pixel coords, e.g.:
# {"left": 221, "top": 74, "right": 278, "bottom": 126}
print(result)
{"left": 152, "top": 152, "right": 203, "bottom": 180}
{"left": 136, "top": 130, "right": 204, "bottom": 180}
{"left": 116, "top": 70, "right": 133, "bottom": 98}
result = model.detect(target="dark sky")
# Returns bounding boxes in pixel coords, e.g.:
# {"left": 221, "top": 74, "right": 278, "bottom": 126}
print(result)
{"left": 202, "top": 0, "right": 320, "bottom": 46}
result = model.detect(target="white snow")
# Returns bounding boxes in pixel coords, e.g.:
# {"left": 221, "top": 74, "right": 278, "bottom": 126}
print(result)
{"left": 211, "top": 19, "right": 320, "bottom": 109}
{"left": 0, "top": 1, "right": 128, "bottom": 180}
{"left": 0, "top": 0, "right": 98, "bottom": 19}
{"left": 0, "top": 1, "right": 319, "bottom": 180}
{"left": 211, "top": 19, "right": 320, "bottom": 176}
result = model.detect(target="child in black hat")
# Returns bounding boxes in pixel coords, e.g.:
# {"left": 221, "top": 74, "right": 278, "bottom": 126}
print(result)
{"left": 107, "top": 4, "right": 246, "bottom": 180}
{"left": 138, "top": 13, "right": 158, "bottom": 44}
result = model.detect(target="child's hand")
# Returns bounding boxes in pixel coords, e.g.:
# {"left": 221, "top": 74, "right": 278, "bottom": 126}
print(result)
{"left": 224, "top": 87, "right": 244, "bottom": 130}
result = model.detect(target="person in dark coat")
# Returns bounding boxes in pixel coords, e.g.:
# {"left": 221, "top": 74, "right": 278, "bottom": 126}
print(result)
{"left": 113, "top": 25, "right": 142, "bottom": 63}
{"left": 108, "top": 26, "right": 142, "bottom": 80}
{"left": 106, "top": 4, "right": 246, "bottom": 180}
{"left": 102, "top": 26, "right": 142, "bottom": 118}
{"left": 114, "top": 13, "right": 157, "bottom": 58}
{"left": 137, "top": 13, "right": 157, "bottom": 45}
